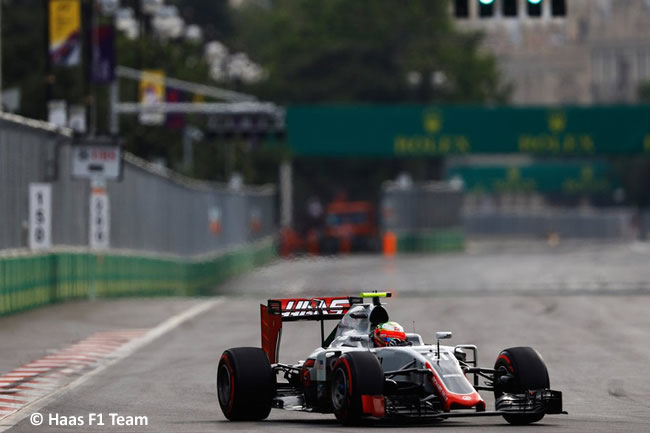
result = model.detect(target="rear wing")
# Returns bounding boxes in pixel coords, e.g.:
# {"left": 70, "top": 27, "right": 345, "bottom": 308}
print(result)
{"left": 260, "top": 296, "right": 363, "bottom": 363}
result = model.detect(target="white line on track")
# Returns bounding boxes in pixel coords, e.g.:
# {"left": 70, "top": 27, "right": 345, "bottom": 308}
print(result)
{"left": 0, "top": 298, "right": 222, "bottom": 432}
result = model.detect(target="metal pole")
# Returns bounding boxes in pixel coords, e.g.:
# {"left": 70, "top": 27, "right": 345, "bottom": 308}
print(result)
{"left": 115, "top": 66, "right": 257, "bottom": 102}
{"left": 108, "top": 12, "right": 118, "bottom": 135}
{"left": 90, "top": 0, "right": 98, "bottom": 136}
{"left": 182, "top": 127, "right": 193, "bottom": 173}
{"left": 44, "top": 0, "right": 53, "bottom": 121}
{"left": 109, "top": 79, "right": 119, "bottom": 135}
{"left": 280, "top": 159, "right": 293, "bottom": 227}
{"left": 82, "top": 0, "right": 94, "bottom": 135}
{"left": 0, "top": 0, "right": 3, "bottom": 111}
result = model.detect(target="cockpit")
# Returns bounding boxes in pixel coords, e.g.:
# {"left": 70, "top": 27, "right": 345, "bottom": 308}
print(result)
{"left": 328, "top": 303, "right": 423, "bottom": 348}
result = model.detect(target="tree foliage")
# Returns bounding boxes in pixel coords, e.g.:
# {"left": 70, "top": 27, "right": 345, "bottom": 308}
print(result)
{"left": 2, "top": 0, "right": 510, "bottom": 190}
{"left": 174, "top": 0, "right": 234, "bottom": 42}
{"left": 233, "top": 0, "right": 510, "bottom": 104}
{"left": 638, "top": 80, "right": 650, "bottom": 102}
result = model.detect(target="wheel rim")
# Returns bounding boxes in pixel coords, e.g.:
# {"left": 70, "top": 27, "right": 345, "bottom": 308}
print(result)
{"left": 331, "top": 368, "right": 348, "bottom": 411}
{"left": 494, "top": 365, "right": 514, "bottom": 397}
{"left": 217, "top": 363, "right": 232, "bottom": 407}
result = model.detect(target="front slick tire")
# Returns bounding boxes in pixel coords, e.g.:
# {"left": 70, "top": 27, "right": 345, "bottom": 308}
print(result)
{"left": 494, "top": 346, "right": 550, "bottom": 425}
{"left": 217, "top": 347, "right": 274, "bottom": 421}
{"left": 330, "top": 351, "right": 384, "bottom": 425}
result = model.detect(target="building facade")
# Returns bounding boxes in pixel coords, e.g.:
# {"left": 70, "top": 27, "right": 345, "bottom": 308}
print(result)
{"left": 456, "top": 0, "right": 650, "bottom": 104}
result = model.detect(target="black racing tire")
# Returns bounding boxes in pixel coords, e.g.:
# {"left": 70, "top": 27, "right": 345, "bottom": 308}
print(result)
{"left": 494, "top": 346, "right": 550, "bottom": 425}
{"left": 330, "top": 351, "right": 384, "bottom": 425}
{"left": 217, "top": 347, "right": 275, "bottom": 421}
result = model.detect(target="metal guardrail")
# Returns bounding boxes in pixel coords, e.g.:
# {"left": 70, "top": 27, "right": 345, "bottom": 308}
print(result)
{"left": 0, "top": 113, "right": 276, "bottom": 256}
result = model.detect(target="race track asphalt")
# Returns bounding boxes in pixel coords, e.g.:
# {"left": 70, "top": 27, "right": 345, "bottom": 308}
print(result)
{"left": 4, "top": 240, "right": 650, "bottom": 433}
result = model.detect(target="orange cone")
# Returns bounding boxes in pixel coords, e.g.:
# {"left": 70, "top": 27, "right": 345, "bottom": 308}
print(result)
{"left": 383, "top": 231, "right": 396, "bottom": 258}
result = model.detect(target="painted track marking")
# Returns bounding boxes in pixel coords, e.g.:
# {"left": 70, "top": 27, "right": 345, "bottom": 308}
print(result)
{"left": 0, "top": 298, "right": 221, "bottom": 432}
{"left": 0, "top": 329, "right": 147, "bottom": 420}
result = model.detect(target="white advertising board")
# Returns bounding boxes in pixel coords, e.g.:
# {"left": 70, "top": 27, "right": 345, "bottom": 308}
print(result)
{"left": 72, "top": 145, "right": 122, "bottom": 180}
{"left": 68, "top": 104, "right": 87, "bottom": 134}
{"left": 47, "top": 100, "right": 67, "bottom": 128}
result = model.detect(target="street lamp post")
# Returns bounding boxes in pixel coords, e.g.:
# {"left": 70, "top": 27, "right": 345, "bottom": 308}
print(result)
{"left": 0, "top": 0, "right": 3, "bottom": 111}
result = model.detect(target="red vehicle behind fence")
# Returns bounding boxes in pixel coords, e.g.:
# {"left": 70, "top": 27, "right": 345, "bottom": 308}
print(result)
{"left": 281, "top": 200, "right": 379, "bottom": 256}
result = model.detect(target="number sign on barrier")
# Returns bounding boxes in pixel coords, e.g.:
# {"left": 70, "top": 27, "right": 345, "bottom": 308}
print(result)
{"left": 89, "top": 189, "right": 110, "bottom": 250}
{"left": 29, "top": 184, "right": 52, "bottom": 250}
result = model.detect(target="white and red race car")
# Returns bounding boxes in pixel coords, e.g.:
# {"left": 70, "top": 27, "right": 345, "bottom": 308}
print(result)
{"left": 217, "top": 292, "right": 565, "bottom": 425}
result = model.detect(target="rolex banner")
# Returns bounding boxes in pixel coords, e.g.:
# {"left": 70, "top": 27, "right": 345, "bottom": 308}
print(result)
{"left": 49, "top": 0, "right": 81, "bottom": 67}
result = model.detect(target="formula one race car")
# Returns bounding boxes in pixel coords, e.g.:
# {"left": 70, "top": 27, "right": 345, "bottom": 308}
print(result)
{"left": 217, "top": 292, "right": 565, "bottom": 425}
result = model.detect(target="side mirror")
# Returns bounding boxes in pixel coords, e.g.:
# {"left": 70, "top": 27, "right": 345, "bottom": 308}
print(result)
{"left": 435, "top": 332, "right": 452, "bottom": 363}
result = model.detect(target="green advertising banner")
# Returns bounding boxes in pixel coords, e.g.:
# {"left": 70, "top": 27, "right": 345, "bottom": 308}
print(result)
{"left": 287, "top": 105, "right": 650, "bottom": 156}
{"left": 446, "top": 162, "right": 620, "bottom": 194}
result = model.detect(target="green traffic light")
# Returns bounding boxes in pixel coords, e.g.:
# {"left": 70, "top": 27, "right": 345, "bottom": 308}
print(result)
{"left": 528, "top": 0, "right": 542, "bottom": 4}
{"left": 479, "top": 0, "right": 494, "bottom": 4}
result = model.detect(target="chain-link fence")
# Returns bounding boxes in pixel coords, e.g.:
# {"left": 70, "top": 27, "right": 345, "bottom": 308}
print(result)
{"left": 0, "top": 115, "right": 62, "bottom": 250}
{"left": 379, "top": 176, "right": 638, "bottom": 241}
{"left": 462, "top": 209, "right": 634, "bottom": 239}
{"left": 381, "top": 181, "right": 465, "bottom": 252}
{"left": 381, "top": 181, "right": 464, "bottom": 232}
{"left": 1, "top": 113, "right": 276, "bottom": 256}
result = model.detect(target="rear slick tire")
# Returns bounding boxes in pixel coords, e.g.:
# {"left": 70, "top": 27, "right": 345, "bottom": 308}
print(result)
{"left": 217, "top": 347, "right": 274, "bottom": 421}
{"left": 494, "top": 346, "right": 550, "bottom": 425}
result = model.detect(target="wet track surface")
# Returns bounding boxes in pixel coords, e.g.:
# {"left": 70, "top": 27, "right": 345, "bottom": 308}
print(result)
{"left": 3, "top": 240, "right": 650, "bottom": 432}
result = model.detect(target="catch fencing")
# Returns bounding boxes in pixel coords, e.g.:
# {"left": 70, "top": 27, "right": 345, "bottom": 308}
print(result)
{"left": 379, "top": 180, "right": 638, "bottom": 247}
{"left": 381, "top": 181, "right": 465, "bottom": 252}
{"left": 0, "top": 112, "right": 276, "bottom": 316}
{"left": 462, "top": 209, "right": 634, "bottom": 239}
{"left": 0, "top": 113, "right": 275, "bottom": 255}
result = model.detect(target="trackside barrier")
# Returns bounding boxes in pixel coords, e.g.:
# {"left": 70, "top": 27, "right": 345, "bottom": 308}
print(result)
{"left": 462, "top": 210, "right": 632, "bottom": 239}
{"left": 1, "top": 113, "right": 276, "bottom": 255}
{"left": 395, "top": 229, "right": 465, "bottom": 253}
{"left": 0, "top": 237, "right": 275, "bottom": 316}
{"left": 381, "top": 181, "right": 465, "bottom": 253}
{"left": 1, "top": 113, "right": 278, "bottom": 317}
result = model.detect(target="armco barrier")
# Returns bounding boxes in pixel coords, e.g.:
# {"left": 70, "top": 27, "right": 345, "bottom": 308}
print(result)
{"left": 0, "top": 237, "right": 275, "bottom": 317}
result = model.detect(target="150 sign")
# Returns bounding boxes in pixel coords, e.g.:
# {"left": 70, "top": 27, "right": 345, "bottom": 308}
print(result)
{"left": 29, "top": 184, "right": 52, "bottom": 250}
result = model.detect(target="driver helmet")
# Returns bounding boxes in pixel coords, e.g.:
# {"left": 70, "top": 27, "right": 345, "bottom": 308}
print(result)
{"left": 372, "top": 321, "right": 407, "bottom": 347}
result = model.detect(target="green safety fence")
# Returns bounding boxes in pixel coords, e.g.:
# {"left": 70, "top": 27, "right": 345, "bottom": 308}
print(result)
{"left": 395, "top": 229, "right": 465, "bottom": 253}
{"left": 0, "top": 238, "right": 276, "bottom": 317}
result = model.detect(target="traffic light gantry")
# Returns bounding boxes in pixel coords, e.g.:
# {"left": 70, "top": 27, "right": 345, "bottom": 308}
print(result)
{"left": 454, "top": 0, "right": 566, "bottom": 19}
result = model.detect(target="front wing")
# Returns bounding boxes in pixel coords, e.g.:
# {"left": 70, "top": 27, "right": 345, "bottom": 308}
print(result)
{"left": 272, "top": 388, "right": 565, "bottom": 421}
{"left": 384, "top": 388, "right": 564, "bottom": 421}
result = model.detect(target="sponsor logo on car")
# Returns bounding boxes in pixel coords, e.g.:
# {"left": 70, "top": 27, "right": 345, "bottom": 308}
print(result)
{"left": 281, "top": 298, "right": 350, "bottom": 317}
